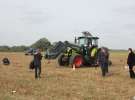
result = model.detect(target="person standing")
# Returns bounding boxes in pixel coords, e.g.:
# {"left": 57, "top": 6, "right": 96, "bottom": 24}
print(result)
{"left": 34, "top": 49, "right": 42, "bottom": 79}
{"left": 127, "top": 48, "right": 135, "bottom": 79}
{"left": 97, "top": 47, "right": 109, "bottom": 77}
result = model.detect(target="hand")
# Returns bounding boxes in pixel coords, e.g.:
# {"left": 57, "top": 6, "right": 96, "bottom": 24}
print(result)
{"left": 96, "top": 61, "right": 99, "bottom": 65}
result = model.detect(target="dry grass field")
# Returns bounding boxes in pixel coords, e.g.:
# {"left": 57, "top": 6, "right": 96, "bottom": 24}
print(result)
{"left": 0, "top": 52, "right": 135, "bottom": 100}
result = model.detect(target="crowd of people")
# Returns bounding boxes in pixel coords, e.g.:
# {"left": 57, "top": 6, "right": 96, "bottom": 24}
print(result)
{"left": 30, "top": 47, "right": 135, "bottom": 80}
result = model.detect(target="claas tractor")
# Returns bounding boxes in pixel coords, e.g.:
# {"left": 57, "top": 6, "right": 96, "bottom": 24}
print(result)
{"left": 45, "top": 31, "right": 108, "bottom": 68}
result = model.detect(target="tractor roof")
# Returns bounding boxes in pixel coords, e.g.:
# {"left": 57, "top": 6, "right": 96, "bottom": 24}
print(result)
{"left": 78, "top": 36, "right": 99, "bottom": 40}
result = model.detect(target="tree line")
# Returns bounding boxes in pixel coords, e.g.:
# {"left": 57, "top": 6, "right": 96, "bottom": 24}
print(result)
{"left": 0, "top": 38, "right": 51, "bottom": 52}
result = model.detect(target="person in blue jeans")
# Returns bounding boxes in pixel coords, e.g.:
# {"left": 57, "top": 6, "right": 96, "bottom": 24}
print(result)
{"left": 34, "top": 49, "right": 42, "bottom": 79}
{"left": 97, "top": 47, "right": 109, "bottom": 77}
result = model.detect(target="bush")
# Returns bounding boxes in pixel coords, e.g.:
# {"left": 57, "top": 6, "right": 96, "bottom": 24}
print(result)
{"left": 31, "top": 38, "right": 51, "bottom": 50}
{"left": 0, "top": 37, "right": 51, "bottom": 52}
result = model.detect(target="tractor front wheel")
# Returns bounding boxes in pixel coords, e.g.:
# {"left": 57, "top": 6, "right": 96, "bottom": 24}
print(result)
{"left": 58, "top": 54, "right": 65, "bottom": 66}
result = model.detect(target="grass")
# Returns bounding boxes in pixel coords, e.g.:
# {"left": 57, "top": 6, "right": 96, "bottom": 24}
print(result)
{"left": 0, "top": 52, "right": 135, "bottom": 100}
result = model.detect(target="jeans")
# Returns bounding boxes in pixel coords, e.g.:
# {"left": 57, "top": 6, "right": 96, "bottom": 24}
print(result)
{"left": 35, "top": 64, "right": 41, "bottom": 79}
{"left": 100, "top": 63, "right": 108, "bottom": 76}
{"left": 129, "top": 65, "right": 135, "bottom": 78}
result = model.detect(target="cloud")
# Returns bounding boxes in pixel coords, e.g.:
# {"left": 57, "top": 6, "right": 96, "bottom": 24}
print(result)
{"left": 114, "top": 3, "right": 135, "bottom": 15}
{"left": 0, "top": 0, "right": 135, "bottom": 49}
{"left": 20, "top": 9, "right": 51, "bottom": 24}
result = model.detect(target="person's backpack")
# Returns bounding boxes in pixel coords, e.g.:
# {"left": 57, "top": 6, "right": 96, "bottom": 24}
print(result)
{"left": 29, "top": 60, "right": 35, "bottom": 69}
{"left": 2, "top": 58, "right": 10, "bottom": 65}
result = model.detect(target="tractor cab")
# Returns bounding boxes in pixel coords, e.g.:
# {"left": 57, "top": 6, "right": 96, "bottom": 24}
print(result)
{"left": 75, "top": 31, "right": 99, "bottom": 47}
{"left": 77, "top": 36, "right": 99, "bottom": 47}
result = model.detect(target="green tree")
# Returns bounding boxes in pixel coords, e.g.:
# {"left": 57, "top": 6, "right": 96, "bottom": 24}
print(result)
{"left": 31, "top": 38, "right": 51, "bottom": 50}
{"left": 0, "top": 45, "right": 29, "bottom": 52}
{"left": 11, "top": 46, "right": 29, "bottom": 52}
{"left": 0, "top": 46, "right": 10, "bottom": 51}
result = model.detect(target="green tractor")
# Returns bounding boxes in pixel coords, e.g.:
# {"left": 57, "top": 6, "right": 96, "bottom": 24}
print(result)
{"left": 45, "top": 31, "right": 108, "bottom": 68}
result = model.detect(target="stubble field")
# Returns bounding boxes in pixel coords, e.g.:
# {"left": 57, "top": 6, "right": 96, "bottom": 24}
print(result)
{"left": 0, "top": 52, "right": 135, "bottom": 100}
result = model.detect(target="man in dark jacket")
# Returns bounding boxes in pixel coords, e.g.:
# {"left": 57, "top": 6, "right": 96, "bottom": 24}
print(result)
{"left": 97, "top": 47, "right": 109, "bottom": 77}
{"left": 34, "top": 49, "right": 42, "bottom": 79}
{"left": 127, "top": 48, "right": 135, "bottom": 78}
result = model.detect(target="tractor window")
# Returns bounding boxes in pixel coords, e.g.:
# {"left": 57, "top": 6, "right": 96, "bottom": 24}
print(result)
{"left": 78, "top": 38, "right": 87, "bottom": 46}
{"left": 92, "top": 39, "right": 98, "bottom": 46}
{"left": 78, "top": 37, "right": 98, "bottom": 47}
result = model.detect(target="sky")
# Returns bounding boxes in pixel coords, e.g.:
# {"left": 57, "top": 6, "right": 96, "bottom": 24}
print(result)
{"left": 0, "top": 0, "right": 135, "bottom": 49}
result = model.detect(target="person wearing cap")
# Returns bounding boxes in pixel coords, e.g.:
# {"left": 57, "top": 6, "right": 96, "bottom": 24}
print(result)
{"left": 97, "top": 47, "right": 109, "bottom": 77}
{"left": 127, "top": 48, "right": 135, "bottom": 79}
{"left": 33, "top": 49, "right": 42, "bottom": 79}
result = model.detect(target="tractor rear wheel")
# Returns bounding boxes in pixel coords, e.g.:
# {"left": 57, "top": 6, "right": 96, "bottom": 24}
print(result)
{"left": 70, "top": 55, "right": 83, "bottom": 68}
{"left": 58, "top": 54, "right": 69, "bottom": 66}
{"left": 58, "top": 54, "right": 65, "bottom": 66}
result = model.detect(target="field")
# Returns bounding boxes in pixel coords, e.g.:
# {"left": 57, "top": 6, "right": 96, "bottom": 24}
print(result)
{"left": 0, "top": 52, "right": 135, "bottom": 100}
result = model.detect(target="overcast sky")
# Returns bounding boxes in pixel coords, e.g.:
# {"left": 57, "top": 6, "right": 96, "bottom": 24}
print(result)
{"left": 0, "top": 0, "right": 135, "bottom": 49}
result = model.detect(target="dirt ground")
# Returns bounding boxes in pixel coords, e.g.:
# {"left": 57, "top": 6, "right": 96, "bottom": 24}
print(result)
{"left": 0, "top": 52, "right": 135, "bottom": 100}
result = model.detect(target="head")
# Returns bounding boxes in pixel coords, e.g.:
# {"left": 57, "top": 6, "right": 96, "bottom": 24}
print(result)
{"left": 101, "top": 47, "right": 105, "bottom": 53}
{"left": 101, "top": 47, "right": 109, "bottom": 56}
{"left": 128, "top": 48, "right": 133, "bottom": 53}
{"left": 36, "top": 48, "right": 41, "bottom": 53}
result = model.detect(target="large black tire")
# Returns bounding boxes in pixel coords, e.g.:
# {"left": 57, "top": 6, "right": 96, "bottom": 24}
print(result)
{"left": 58, "top": 54, "right": 66, "bottom": 66}
{"left": 69, "top": 55, "right": 84, "bottom": 68}
{"left": 2, "top": 58, "right": 10, "bottom": 65}
{"left": 25, "top": 53, "right": 28, "bottom": 55}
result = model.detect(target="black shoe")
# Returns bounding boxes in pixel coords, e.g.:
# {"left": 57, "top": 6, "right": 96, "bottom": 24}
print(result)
{"left": 130, "top": 76, "right": 135, "bottom": 79}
